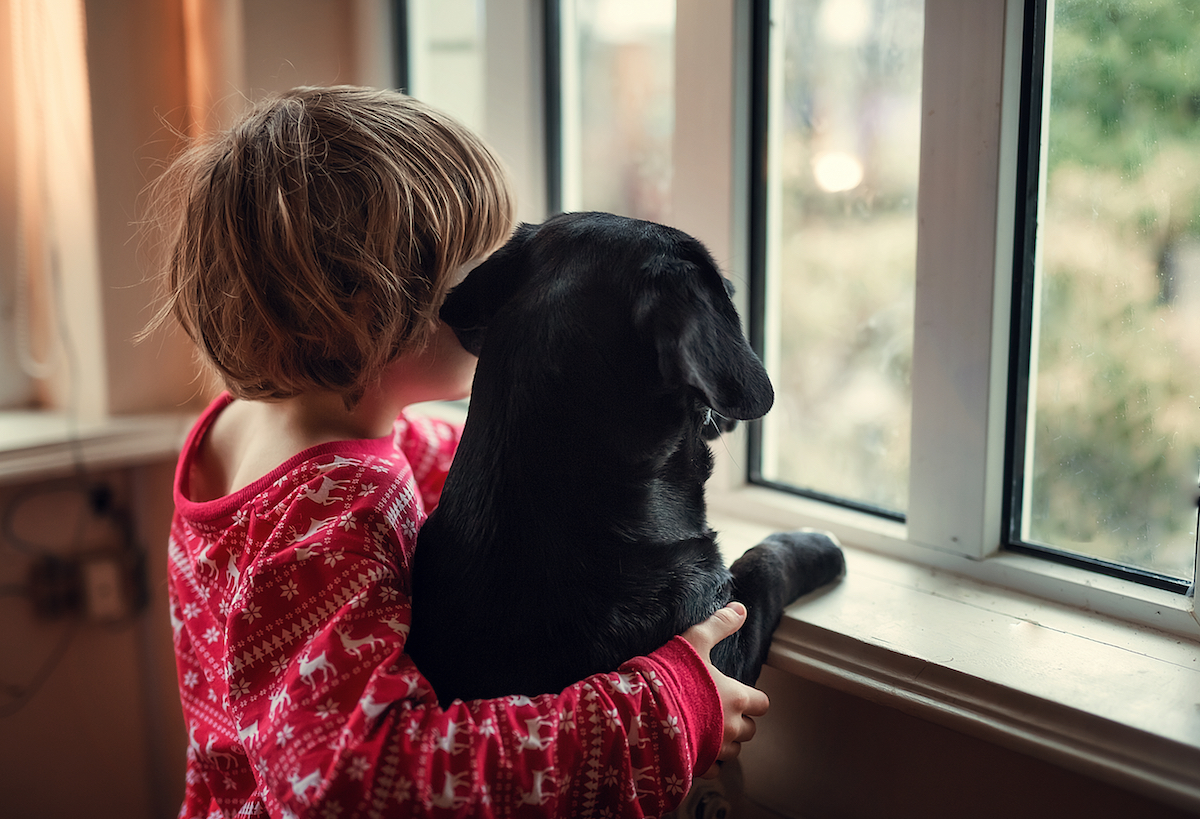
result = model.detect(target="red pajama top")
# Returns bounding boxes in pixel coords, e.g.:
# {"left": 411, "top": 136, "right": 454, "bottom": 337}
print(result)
{"left": 168, "top": 393, "right": 721, "bottom": 818}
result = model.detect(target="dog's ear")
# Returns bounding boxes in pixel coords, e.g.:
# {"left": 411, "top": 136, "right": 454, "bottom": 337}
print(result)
{"left": 637, "top": 258, "right": 775, "bottom": 420}
{"left": 439, "top": 222, "right": 539, "bottom": 356}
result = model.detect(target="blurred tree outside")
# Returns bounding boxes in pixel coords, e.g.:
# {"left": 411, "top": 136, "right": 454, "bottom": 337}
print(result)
{"left": 765, "top": 0, "right": 922, "bottom": 515}
{"left": 1028, "top": 0, "right": 1200, "bottom": 578}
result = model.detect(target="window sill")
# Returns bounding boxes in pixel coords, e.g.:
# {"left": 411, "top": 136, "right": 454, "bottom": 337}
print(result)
{"left": 0, "top": 410, "right": 192, "bottom": 484}
{"left": 712, "top": 514, "right": 1200, "bottom": 814}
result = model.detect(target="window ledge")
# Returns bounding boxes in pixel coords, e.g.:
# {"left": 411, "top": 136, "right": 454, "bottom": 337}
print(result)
{"left": 0, "top": 411, "right": 192, "bottom": 484}
{"left": 713, "top": 515, "right": 1200, "bottom": 814}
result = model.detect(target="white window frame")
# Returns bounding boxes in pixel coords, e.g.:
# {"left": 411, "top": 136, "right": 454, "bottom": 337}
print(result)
{"left": 666, "top": 4, "right": 1200, "bottom": 807}
{"left": 674, "top": 0, "right": 1199, "bottom": 639}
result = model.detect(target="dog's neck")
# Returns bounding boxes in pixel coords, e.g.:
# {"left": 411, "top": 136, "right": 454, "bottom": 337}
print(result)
{"left": 441, "top": 377, "right": 714, "bottom": 549}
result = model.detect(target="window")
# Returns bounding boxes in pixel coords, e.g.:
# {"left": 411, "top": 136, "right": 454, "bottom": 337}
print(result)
{"left": 0, "top": 0, "right": 105, "bottom": 416}
{"left": 552, "top": 0, "right": 675, "bottom": 219}
{"left": 402, "top": 0, "right": 487, "bottom": 135}
{"left": 544, "top": 1, "right": 1196, "bottom": 624}
{"left": 740, "top": 0, "right": 1197, "bottom": 611}
{"left": 1012, "top": 0, "right": 1200, "bottom": 588}
{"left": 753, "top": 0, "right": 923, "bottom": 518}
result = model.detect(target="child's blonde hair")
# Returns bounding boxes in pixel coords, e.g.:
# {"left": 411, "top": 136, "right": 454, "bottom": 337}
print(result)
{"left": 147, "top": 86, "right": 515, "bottom": 406}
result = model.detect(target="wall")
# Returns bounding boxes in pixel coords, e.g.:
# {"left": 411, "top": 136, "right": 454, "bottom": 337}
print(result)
{"left": 738, "top": 667, "right": 1195, "bottom": 819}
{"left": 0, "top": 463, "right": 183, "bottom": 818}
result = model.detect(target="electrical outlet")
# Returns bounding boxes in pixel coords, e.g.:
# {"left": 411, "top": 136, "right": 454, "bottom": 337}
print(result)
{"left": 81, "top": 556, "right": 130, "bottom": 622}
{"left": 27, "top": 550, "right": 144, "bottom": 622}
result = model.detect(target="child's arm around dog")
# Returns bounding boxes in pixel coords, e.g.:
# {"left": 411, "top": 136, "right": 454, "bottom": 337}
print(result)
{"left": 147, "top": 85, "right": 767, "bottom": 818}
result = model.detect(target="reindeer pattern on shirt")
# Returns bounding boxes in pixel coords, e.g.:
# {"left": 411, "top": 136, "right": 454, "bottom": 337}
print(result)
{"left": 169, "top": 401, "right": 709, "bottom": 818}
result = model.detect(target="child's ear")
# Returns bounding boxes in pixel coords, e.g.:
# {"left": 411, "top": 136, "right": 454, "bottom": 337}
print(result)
{"left": 440, "top": 222, "right": 539, "bottom": 356}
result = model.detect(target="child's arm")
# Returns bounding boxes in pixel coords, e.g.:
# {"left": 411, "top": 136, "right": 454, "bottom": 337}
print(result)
{"left": 214, "top": 511, "right": 720, "bottom": 818}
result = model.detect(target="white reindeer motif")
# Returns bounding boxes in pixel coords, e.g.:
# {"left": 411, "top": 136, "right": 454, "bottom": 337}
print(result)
{"left": 627, "top": 714, "right": 651, "bottom": 749}
{"left": 630, "top": 765, "right": 657, "bottom": 799}
{"left": 297, "top": 650, "right": 336, "bottom": 687}
{"left": 269, "top": 686, "right": 292, "bottom": 720}
{"left": 382, "top": 617, "right": 410, "bottom": 636}
{"left": 430, "top": 771, "right": 470, "bottom": 810}
{"left": 520, "top": 769, "right": 555, "bottom": 806}
{"left": 519, "top": 716, "right": 555, "bottom": 751}
{"left": 314, "top": 455, "right": 361, "bottom": 473}
{"left": 609, "top": 672, "right": 642, "bottom": 695}
{"left": 196, "top": 542, "right": 220, "bottom": 577}
{"left": 433, "top": 720, "right": 469, "bottom": 756}
{"left": 237, "top": 721, "right": 258, "bottom": 742}
{"left": 289, "top": 516, "right": 342, "bottom": 546}
{"left": 298, "top": 475, "right": 351, "bottom": 506}
{"left": 204, "top": 733, "right": 241, "bottom": 770}
{"left": 188, "top": 726, "right": 240, "bottom": 769}
{"left": 361, "top": 692, "right": 393, "bottom": 720}
{"left": 336, "top": 626, "right": 388, "bottom": 660}
{"left": 289, "top": 769, "right": 323, "bottom": 804}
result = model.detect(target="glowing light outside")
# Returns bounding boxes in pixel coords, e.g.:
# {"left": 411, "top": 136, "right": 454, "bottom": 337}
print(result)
{"left": 812, "top": 151, "right": 864, "bottom": 192}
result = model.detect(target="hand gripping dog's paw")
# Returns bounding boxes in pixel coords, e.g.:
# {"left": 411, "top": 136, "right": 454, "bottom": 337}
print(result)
{"left": 715, "top": 529, "right": 844, "bottom": 684}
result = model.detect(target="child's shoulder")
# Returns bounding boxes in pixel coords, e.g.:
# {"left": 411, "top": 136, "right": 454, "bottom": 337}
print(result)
{"left": 178, "top": 395, "right": 421, "bottom": 510}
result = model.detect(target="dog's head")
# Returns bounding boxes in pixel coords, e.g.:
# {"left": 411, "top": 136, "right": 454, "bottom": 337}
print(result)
{"left": 441, "top": 212, "right": 774, "bottom": 429}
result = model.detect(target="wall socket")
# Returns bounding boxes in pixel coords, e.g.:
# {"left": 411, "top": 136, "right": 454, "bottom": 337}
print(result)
{"left": 28, "top": 550, "right": 145, "bottom": 623}
{"left": 80, "top": 556, "right": 134, "bottom": 622}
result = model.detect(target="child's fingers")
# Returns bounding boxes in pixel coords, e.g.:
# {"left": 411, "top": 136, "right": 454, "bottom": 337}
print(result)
{"left": 681, "top": 602, "right": 747, "bottom": 656}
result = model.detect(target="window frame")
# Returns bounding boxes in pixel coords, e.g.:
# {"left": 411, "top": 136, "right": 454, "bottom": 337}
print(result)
{"left": 1003, "top": 0, "right": 1195, "bottom": 594}
{"left": 679, "top": 0, "right": 1200, "bottom": 637}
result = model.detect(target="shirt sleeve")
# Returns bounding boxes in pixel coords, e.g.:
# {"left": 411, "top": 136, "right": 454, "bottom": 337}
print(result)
{"left": 221, "top": 471, "right": 720, "bottom": 818}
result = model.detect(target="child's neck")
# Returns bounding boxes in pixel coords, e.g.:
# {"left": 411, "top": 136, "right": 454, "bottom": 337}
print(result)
{"left": 193, "top": 387, "right": 402, "bottom": 501}
{"left": 283, "top": 388, "right": 401, "bottom": 442}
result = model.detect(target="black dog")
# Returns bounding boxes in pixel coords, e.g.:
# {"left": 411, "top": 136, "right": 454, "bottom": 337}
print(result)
{"left": 407, "top": 212, "right": 844, "bottom": 706}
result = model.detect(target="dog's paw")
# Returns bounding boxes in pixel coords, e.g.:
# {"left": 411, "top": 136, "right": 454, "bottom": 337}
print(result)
{"left": 758, "top": 528, "right": 846, "bottom": 590}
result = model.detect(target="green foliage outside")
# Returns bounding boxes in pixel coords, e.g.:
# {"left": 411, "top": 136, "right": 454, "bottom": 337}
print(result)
{"left": 1029, "top": 0, "right": 1200, "bottom": 578}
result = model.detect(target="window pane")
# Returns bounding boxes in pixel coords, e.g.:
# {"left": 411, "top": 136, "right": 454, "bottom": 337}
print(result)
{"left": 405, "top": 0, "right": 486, "bottom": 134}
{"left": 758, "top": 0, "right": 924, "bottom": 515}
{"left": 1023, "top": 0, "right": 1200, "bottom": 582}
{"left": 560, "top": 0, "right": 674, "bottom": 220}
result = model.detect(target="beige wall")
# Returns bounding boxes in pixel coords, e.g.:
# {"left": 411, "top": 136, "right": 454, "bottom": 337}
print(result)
{"left": 0, "top": 463, "right": 183, "bottom": 818}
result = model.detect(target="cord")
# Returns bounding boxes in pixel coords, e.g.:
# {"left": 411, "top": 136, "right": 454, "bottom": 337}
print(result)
{"left": 0, "top": 477, "right": 148, "bottom": 718}
{"left": 0, "top": 619, "right": 78, "bottom": 719}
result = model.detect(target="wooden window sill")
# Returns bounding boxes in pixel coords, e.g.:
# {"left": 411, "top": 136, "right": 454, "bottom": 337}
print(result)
{"left": 0, "top": 411, "right": 191, "bottom": 484}
{"left": 713, "top": 515, "right": 1200, "bottom": 813}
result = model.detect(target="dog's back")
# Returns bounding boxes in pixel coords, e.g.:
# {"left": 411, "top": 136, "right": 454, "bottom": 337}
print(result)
{"left": 407, "top": 212, "right": 843, "bottom": 705}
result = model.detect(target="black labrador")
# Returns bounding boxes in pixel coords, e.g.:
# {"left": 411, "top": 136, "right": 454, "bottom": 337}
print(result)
{"left": 407, "top": 212, "right": 844, "bottom": 706}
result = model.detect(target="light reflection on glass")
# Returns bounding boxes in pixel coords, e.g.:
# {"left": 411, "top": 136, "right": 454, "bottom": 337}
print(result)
{"left": 759, "top": 0, "right": 924, "bottom": 515}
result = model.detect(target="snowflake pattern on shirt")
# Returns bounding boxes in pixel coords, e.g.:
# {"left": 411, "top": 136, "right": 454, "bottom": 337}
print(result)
{"left": 169, "top": 394, "right": 720, "bottom": 818}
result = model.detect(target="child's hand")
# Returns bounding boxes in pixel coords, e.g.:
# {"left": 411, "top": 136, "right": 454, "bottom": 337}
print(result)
{"left": 681, "top": 602, "right": 770, "bottom": 779}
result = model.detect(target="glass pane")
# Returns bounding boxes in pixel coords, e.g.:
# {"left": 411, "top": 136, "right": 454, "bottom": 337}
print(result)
{"left": 758, "top": 0, "right": 924, "bottom": 514}
{"left": 560, "top": 0, "right": 674, "bottom": 220}
{"left": 405, "top": 0, "right": 486, "bottom": 134}
{"left": 1023, "top": 0, "right": 1200, "bottom": 581}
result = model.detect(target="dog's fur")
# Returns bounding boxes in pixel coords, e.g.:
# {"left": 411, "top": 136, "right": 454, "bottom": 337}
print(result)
{"left": 407, "top": 212, "right": 844, "bottom": 706}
